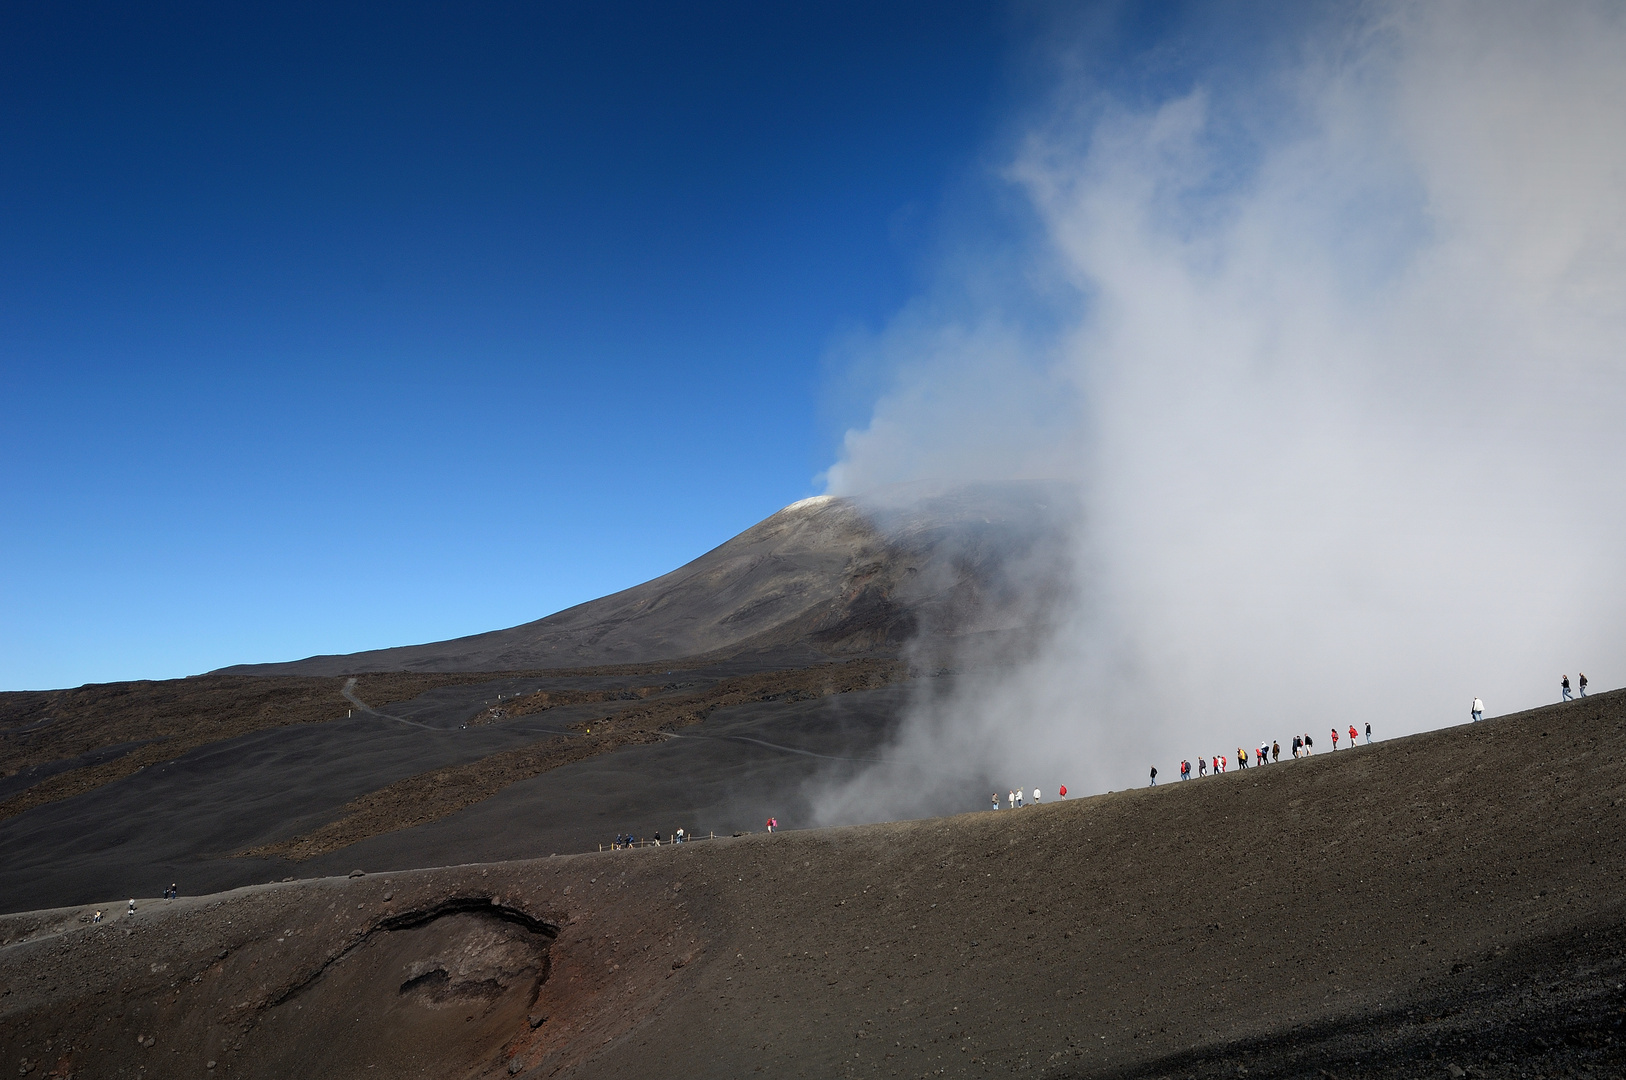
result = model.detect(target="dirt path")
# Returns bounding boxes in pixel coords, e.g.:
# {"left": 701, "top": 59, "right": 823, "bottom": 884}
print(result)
{"left": 339, "top": 677, "right": 437, "bottom": 730}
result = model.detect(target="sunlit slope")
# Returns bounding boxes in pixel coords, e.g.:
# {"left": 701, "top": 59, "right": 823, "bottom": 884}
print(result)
{"left": 3, "top": 690, "right": 1622, "bottom": 1079}
{"left": 218, "top": 481, "right": 1077, "bottom": 676}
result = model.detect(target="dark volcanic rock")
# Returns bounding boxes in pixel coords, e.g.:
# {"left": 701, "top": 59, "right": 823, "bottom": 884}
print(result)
{"left": 2, "top": 690, "right": 1623, "bottom": 1079}
{"left": 214, "top": 481, "right": 1079, "bottom": 676}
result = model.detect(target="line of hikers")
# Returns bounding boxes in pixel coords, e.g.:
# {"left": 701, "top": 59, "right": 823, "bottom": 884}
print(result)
{"left": 611, "top": 831, "right": 682, "bottom": 848}
{"left": 991, "top": 785, "right": 1069, "bottom": 810}
{"left": 1163, "top": 724, "right": 1373, "bottom": 784}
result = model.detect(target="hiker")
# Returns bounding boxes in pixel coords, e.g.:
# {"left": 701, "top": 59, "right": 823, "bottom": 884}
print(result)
{"left": 1197, "top": 756, "right": 1207, "bottom": 777}
{"left": 1292, "top": 734, "right": 1302, "bottom": 758}
{"left": 1059, "top": 785, "right": 1067, "bottom": 798}
{"left": 1365, "top": 722, "right": 1372, "bottom": 744}
{"left": 1008, "top": 789, "right": 1016, "bottom": 810}
{"left": 1015, "top": 789, "right": 1024, "bottom": 808}
{"left": 1562, "top": 675, "right": 1572, "bottom": 701}
{"left": 169, "top": 883, "right": 178, "bottom": 900}
{"left": 92, "top": 910, "right": 102, "bottom": 924}
{"left": 1272, "top": 740, "right": 1281, "bottom": 762}
{"left": 765, "top": 818, "right": 776, "bottom": 833}
{"left": 1179, "top": 759, "right": 1188, "bottom": 780}
{"left": 1580, "top": 672, "right": 1588, "bottom": 697}
{"left": 1236, "top": 747, "right": 1248, "bottom": 770}
{"left": 1149, "top": 766, "right": 1157, "bottom": 787}
{"left": 1331, "top": 727, "right": 1339, "bottom": 750}
{"left": 1032, "top": 789, "right": 1041, "bottom": 804}
{"left": 992, "top": 793, "right": 1000, "bottom": 811}
{"left": 676, "top": 828, "right": 685, "bottom": 843}
{"left": 1216, "top": 754, "right": 1225, "bottom": 774}
{"left": 1256, "top": 742, "right": 1267, "bottom": 766}
{"left": 1304, "top": 733, "right": 1314, "bottom": 755}
{"left": 1348, "top": 725, "right": 1358, "bottom": 747}
{"left": 127, "top": 899, "right": 135, "bottom": 914}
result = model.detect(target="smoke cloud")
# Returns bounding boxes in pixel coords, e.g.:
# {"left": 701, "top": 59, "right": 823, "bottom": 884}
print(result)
{"left": 813, "top": 1, "right": 1626, "bottom": 821}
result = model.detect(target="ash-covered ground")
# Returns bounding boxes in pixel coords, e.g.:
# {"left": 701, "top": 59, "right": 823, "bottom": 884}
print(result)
{"left": 3, "top": 690, "right": 1622, "bottom": 1079}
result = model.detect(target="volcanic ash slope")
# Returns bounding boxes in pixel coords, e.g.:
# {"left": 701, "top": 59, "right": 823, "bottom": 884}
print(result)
{"left": 215, "top": 480, "right": 1081, "bottom": 675}
{"left": 2, "top": 692, "right": 1623, "bottom": 1079}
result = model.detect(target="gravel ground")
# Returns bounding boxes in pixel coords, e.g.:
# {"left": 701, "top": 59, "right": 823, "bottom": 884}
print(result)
{"left": 1, "top": 690, "right": 1621, "bottom": 1079}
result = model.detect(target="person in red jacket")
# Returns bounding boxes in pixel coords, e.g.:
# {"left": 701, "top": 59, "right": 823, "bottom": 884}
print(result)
{"left": 1348, "top": 724, "right": 1358, "bottom": 746}
{"left": 1330, "top": 727, "right": 1339, "bottom": 750}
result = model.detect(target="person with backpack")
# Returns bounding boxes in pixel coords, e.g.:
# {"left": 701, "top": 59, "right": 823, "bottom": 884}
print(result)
{"left": 1292, "top": 734, "right": 1302, "bottom": 758}
{"left": 1236, "top": 747, "right": 1248, "bottom": 770}
{"left": 1330, "top": 727, "right": 1339, "bottom": 750}
{"left": 1180, "top": 759, "right": 1189, "bottom": 780}
{"left": 1272, "top": 740, "right": 1281, "bottom": 762}
{"left": 1197, "top": 756, "right": 1207, "bottom": 777}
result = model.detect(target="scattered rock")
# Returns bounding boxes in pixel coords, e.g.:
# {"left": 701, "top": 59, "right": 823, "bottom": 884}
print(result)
{"left": 349, "top": 870, "right": 365, "bottom": 878}
{"left": 529, "top": 1014, "right": 548, "bottom": 1029}
{"left": 508, "top": 1056, "right": 525, "bottom": 1074}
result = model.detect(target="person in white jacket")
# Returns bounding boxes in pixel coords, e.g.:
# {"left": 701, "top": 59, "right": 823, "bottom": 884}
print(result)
{"left": 1471, "top": 697, "right": 1484, "bottom": 722}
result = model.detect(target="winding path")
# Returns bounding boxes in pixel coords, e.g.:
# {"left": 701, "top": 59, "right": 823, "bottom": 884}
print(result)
{"left": 339, "top": 678, "right": 438, "bottom": 731}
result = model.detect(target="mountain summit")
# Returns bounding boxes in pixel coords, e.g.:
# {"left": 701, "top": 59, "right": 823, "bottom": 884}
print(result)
{"left": 219, "top": 481, "right": 1079, "bottom": 676}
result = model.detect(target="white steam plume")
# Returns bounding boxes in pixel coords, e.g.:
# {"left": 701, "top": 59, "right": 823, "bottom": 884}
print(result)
{"left": 814, "top": 1, "right": 1626, "bottom": 821}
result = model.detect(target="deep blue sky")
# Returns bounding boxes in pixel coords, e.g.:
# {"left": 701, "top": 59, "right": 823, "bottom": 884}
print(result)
{"left": 1, "top": 1, "right": 1051, "bottom": 688}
